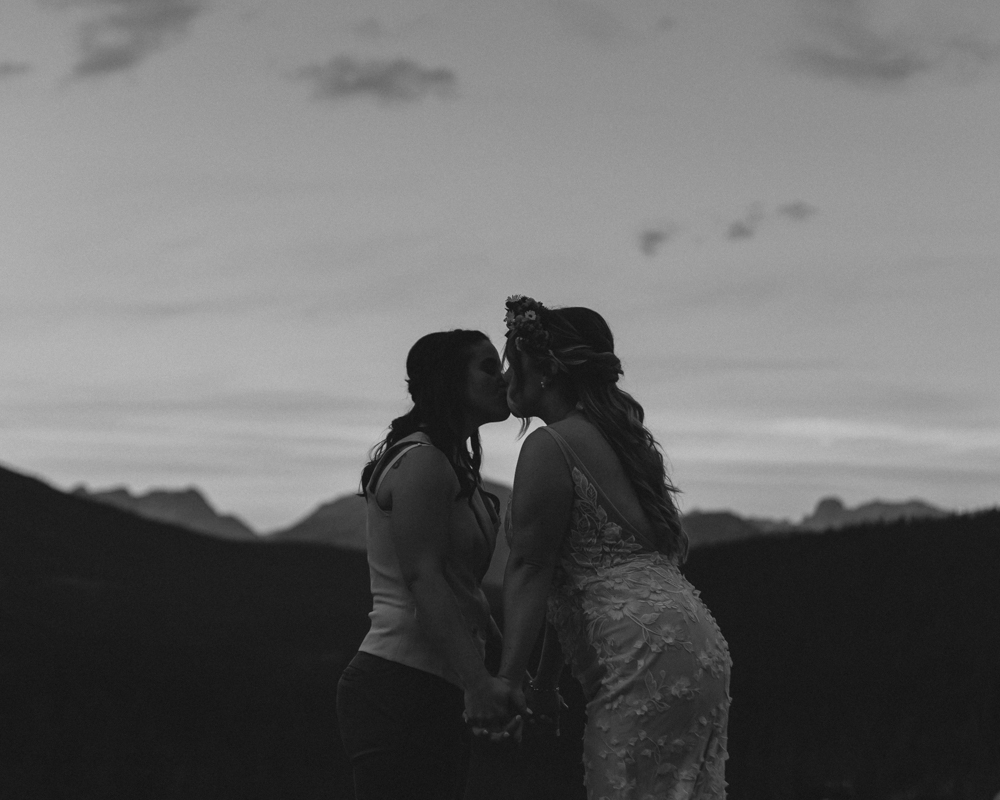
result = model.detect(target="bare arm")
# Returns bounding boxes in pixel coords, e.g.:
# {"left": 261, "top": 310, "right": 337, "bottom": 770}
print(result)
{"left": 388, "top": 448, "right": 494, "bottom": 696}
{"left": 498, "top": 428, "right": 574, "bottom": 686}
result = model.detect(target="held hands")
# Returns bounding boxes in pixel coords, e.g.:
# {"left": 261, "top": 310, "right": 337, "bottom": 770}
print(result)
{"left": 463, "top": 675, "right": 526, "bottom": 744}
{"left": 464, "top": 674, "right": 566, "bottom": 744}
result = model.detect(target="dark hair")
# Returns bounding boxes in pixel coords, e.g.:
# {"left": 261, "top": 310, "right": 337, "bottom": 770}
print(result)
{"left": 360, "top": 329, "right": 490, "bottom": 500}
{"left": 505, "top": 305, "right": 689, "bottom": 562}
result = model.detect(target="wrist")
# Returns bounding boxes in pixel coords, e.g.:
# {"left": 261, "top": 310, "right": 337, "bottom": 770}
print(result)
{"left": 497, "top": 671, "right": 524, "bottom": 687}
{"left": 463, "top": 668, "right": 493, "bottom": 693}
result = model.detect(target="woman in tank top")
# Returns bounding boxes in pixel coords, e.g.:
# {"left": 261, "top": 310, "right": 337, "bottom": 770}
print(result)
{"left": 337, "top": 329, "right": 518, "bottom": 800}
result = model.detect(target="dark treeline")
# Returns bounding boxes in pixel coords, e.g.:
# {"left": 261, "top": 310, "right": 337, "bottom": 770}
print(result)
{"left": 1, "top": 464, "right": 998, "bottom": 799}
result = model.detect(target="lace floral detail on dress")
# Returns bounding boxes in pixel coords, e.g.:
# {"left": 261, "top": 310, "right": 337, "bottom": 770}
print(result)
{"left": 544, "top": 456, "right": 731, "bottom": 799}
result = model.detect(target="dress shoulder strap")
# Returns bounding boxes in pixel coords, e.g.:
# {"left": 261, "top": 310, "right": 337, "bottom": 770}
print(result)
{"left": 539, "top": 425, "right": 663, "bottom": 552}
{"left": 538, "top": 426, "right": 579, "bottom": 469}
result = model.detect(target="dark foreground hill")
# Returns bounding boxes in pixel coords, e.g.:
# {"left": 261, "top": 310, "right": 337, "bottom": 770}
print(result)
{"left": 2, "top": 463, "right": 998, "bottom": 800}
{"left": 681, "top": 512, "right": 1000, "bottom": 800}
{"left": 0, "top": 465, "right": 369, "bottom": 800}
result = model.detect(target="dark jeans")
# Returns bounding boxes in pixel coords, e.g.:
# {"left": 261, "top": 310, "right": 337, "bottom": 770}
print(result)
{"left": 337, "top": 652, "right": 471, "bottom": 800}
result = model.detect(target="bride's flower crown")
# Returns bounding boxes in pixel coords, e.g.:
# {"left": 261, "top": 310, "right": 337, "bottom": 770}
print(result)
{"left": 504, "top": 294, "right": 550, "bottom": 354}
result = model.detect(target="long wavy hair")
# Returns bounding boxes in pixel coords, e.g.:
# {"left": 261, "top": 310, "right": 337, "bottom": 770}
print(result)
{"left": 505, "top": 305, "right": 688, "bottom": 562}
{"left": 360, "top": 329, "right": 489, "bottom": 500}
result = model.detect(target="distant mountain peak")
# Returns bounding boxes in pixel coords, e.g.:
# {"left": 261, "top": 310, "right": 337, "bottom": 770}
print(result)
{"left": 800, "top": 496, "right": 949, "bottom": 531}
{"left": 73, "top": 484, "right": 257, "bottom": 541}
{"left": 813, "top": 496, "right": 847, "bottom": 517}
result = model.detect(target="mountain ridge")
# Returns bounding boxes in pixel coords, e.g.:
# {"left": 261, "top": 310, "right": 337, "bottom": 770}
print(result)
{"left": 2, "top": 461, "right": 998, "bottom": 799}
{"left": 70, "top": 472, "right": 962, "bottom": 548}
{"left": 72, "top": 483, "right": 257, "bottom": 540}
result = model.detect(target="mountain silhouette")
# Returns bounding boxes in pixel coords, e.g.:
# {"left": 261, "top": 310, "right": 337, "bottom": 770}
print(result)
{"left": 267, "top": 480, "right": 513, "bottom": 557}
{"left": 682, "top": 510, "right": 763, "bottom": 547}
{"left": 266, "top": 493, "right": 366, "bottom": 546}
{"left": 5, "top": 462, "right": 998, "bottom": 799}
{"left": 799, "top": 495, "right": 949, "bottom": 531}
{"left": 682, "top": 496, "right": 952, "bottom": 546}
{"left": 2, "top": 464, "right": 368, "bottom": 800}
{"left": 72, "top": 484, "right": 258, "bottom": 540}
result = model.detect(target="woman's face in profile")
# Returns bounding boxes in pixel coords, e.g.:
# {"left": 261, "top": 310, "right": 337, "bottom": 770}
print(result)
{"left": 504, "top": 349, "right": 545, "bottom": 419}
{"left": 464, "top": 339, "right": 511, "bottom": 426}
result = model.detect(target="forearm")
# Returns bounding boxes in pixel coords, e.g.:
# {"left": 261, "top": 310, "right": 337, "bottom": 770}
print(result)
{"left": 409, "top": 573, "right": 489, "bottom": 691}
{"left": 498, "top": 557, "right": 554, "bottom": 685}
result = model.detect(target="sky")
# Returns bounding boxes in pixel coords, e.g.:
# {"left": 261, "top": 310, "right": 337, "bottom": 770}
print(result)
{"left": 2, "top": 0, "right": 999, "bottom": 532}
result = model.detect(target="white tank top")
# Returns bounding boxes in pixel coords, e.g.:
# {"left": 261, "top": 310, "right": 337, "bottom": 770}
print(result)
{"left": 357, "top": 432, "right": 498, "bottom": 687}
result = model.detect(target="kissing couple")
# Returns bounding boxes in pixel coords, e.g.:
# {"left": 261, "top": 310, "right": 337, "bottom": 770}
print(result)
{"left": 337, "top": 295, "right": 731, "bottom": 800}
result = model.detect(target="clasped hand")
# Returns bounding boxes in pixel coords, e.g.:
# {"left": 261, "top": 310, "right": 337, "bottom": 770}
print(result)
{"left": 463, "top": 675, "right": 525, "bottom": 744}
{"left": 464, "top": 675, "right": 566, "bottom": 744}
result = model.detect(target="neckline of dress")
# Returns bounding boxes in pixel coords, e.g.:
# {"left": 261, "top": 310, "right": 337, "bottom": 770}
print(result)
{"left": 543, "top": 427, "right": 651, "bottom": 541}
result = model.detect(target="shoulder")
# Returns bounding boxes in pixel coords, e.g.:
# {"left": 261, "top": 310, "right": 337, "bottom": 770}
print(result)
{"left": 517, "top": 427, "right": 565, "bottom": 467}
{"left": 547, "top": 414, "right": 600, "bottom": 445}
{"left": 511, "top": 428, "right": 574, "bottom": 531}
{"left": 381, "top": 442, "right": 460, "bottom": 500}
{"left": 514, "top": 428, "right": 572, "bottom": 492}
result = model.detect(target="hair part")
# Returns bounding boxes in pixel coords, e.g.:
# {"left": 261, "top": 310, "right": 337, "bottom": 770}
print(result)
{"left": 360, "top": 329, "right": 490, "bottom": 500}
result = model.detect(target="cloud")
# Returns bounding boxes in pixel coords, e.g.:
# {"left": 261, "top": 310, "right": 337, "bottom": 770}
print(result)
{"left": 726, "top": 201, "right": 818, "bottom": 242}
{"left": 638, "top": 223, "right": 679, "bottom": 256}
{"left": 639, "top": 229, "right": 668, "bottom": 257}
{"left": 51, "top": 0, "right": 203, "bottom": 77}
{"left": 0, "top": 61, "right": 31, "bottom": 79}
{"left": 638, "top": 202, "right": 818, "bottom": 253}
{"left": 297, "top": 56, "right": 456, "bottom": 102}
{"left": 791, "top": 0, "right": 1000, "bottom": 86}
{"left": 726, "top": 204, "right": 766, "bottom": 240}
{"left": 726, "top": 219, "right": 757, "bottom": 240}
{"left": 777, "top": 200, "right": 819, "bottom": 221}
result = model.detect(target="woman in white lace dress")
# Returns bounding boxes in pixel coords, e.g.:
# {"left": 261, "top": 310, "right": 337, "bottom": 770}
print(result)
{"left": 465, "top": 296, "right": 731, "bottom": 800}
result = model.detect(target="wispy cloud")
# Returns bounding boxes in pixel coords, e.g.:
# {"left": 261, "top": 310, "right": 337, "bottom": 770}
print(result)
{"left": 0, "top": 61, "right": 31, "bottom": 79}
{"left": 791, "top": 0, "right": 1000, "bottom": 86}
{"left": 51, "top": 0, "right": 203, "bottom": 77}
{"left": 639, "top": 229, "right": 668, "bottom": 257}
{"left": 726, "top": 204, "right": 766, "bottom": 240}
{"left": 726, "top": 201, "right": 817, "bottom": 242}
{"left": 638, "top": 201, "right": 819, "bottom": 254}
{"left": 638, "top": 223, "right": 680, "bottom": 256}
{"left": 297, "top": 56, "right": 456, "bottom": 103}
{"left": 777, "top": 200, "right": 819, "bottom": 221}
